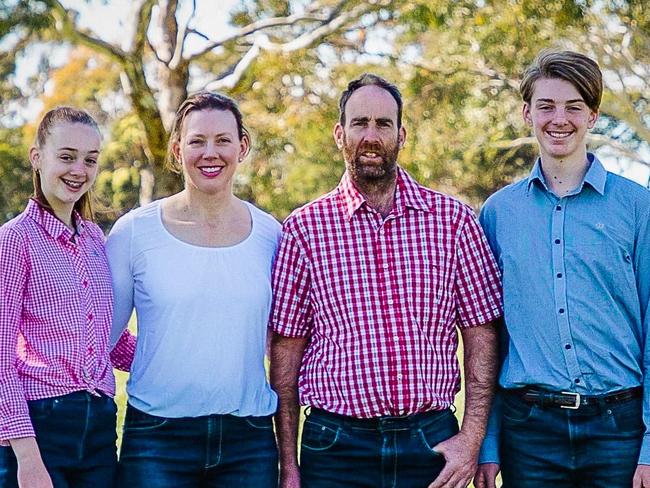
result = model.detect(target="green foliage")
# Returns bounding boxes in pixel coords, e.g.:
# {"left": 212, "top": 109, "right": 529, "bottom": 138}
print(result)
{"left": 0, "top": 127, "right": 32, "bottom": 221}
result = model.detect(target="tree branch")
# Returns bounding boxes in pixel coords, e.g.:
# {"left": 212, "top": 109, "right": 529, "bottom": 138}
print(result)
{"left": 203, "top": 41, "right": 262, "bottom": 91}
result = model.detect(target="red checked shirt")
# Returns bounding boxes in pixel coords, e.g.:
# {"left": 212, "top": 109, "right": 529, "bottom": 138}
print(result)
{"left": 0, "top": 199, "right": 133, "bottom": 443}
{"left": 271, "top": 168, "right": 503, "bottom": 418}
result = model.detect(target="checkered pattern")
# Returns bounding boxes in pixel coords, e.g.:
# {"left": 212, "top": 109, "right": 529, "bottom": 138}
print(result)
{"left": 0, "top": 199, "right": 131, "bottom": 442}
{"left": 271, "top": 168, "right": 502, "bottom": 418}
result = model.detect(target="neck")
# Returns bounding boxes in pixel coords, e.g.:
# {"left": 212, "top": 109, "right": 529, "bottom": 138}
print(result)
{"left": 180, "top": 186, "right": 235, "bottom": 221}
{"left": 50, "top": 202, "right": 75, "bottom": 230}
{"left": 539, "top": 148, "right": 590, "bottom": 197}
{"left": 351, "top": 170, "right": 397, "bottom": 218}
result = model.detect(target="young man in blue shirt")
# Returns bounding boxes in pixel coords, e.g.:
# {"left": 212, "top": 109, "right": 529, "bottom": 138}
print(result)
{"left": 475, "top": 50, "right": 650, "bottom": 488}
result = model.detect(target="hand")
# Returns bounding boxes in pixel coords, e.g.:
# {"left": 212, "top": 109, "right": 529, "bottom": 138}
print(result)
{"left": 474, "top": 463, "right": 500, "bottom": 488}
{"left": 279, "top": 463, "right": 301, "bottom": 488}
{"left": 428, "top": 431, "right": 479, "bottom": 488}
{"left": 17, "top": 456, "right": 53, "bottom": 488}
{"left": 633, "top": 464, "right": 650, "bottom": 488}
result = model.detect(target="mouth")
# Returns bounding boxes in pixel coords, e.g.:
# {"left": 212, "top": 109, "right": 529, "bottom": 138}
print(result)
{"left": 358, "top": 151, "right": 384, "bottom": 163}
{"left": 61, "top": 178, "right": 85, "bottom": 191}
{"left": 546, "top": 130, "right": 574, "bottom": 140}
{"left": 198, "top": 166, "right": 224, "bottom": 178}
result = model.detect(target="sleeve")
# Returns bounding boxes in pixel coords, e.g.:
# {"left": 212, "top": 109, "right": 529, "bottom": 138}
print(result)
{"left": 269, "top": 219, "right": 313, "bottom": 337}
{"left": 0, "top": 227, "right": 35, "bottom": 443}
{"left": 109, "top": 329, "right": 136, "bottom": 372}
{"left": 454, "top": 207, "right": 503, "bottom": 328}
{"left": 105, "top": 213, "right": 136, "bottom": 348}
{"left": 636, "top": 202, "right": 650, "bottom": 465}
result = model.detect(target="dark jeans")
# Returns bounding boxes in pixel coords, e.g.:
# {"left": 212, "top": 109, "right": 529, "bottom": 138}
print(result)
{"left": 117, "top": 404, "right": 278, "bottom": 487}
{"left": 500, "top": 390, "right": 643, "bottom": 488}
{"left": 300, "top": 407, "right": 458, "bottom": 488}
{"left": 0, "top": 390, "right": 118, "bottom": 488}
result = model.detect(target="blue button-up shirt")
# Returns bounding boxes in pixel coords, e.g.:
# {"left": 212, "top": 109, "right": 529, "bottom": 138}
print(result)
{"left": 478, "top": 154, "right": 650, "bottom": 464}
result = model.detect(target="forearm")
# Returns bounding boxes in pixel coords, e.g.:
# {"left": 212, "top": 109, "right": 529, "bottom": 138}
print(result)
{"left": 10, "top": 437, "right": 42, "bottom": 463}
{"left": 460, "top": 322, "right": 499, "bottom": 447}
{"left": 270, "top": 332, "right": 308, "bottom": 470}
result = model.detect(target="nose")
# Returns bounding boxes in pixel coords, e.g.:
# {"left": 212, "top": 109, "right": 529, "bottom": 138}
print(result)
{"left": 362, "top": 124, "right": 381, "bottom": 144}
{"left": 203, "top": 141, "right": 218, "bottom": 158}
{"left": 552, "top": 107, "right": 568, "bottom": 124}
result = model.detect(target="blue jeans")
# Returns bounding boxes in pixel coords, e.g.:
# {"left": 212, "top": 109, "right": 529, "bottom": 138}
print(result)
{"left": 0, "top": 390, "right": 118, "bottom": 488}
{"left": 117, "top": 404, "right": 278, "bottom": 487}
{"left": 500, "top": 390, "right": 643, "bottom": 488}
{"left": 300, "top": 407, "right": 458, "bottom": 488}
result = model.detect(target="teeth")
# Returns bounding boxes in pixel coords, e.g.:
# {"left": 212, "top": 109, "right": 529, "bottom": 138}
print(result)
{"left": 548, "top": 131, "right": 572, "bottom": 139}
{"left": 62, "top": 179, "right": 83, "bottom": 188}
{"left": 200, "top": 166, "right": 223, "bottom": 174}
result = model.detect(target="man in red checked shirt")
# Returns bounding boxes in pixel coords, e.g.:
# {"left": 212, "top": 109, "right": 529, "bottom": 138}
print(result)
{"left": 269, "top": 73, "right": 503, "bottom": 488}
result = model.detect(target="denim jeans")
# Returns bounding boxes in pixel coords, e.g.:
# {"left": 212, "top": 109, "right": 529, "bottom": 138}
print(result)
{"left": 117, "top": 404, "right": 278, "bottom": 487}
{"left": 500, "top": 390, "right": 643, "bottom": 488}
{"left": 0, "top": 390, "right": 118, "bottom": 488}
{"left": 300, "top": 407, "right": 459, "bottom": 488}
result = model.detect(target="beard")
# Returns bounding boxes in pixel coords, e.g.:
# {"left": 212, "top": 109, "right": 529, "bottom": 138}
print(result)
{"left": 342, "top": 133, "right": 400, "bottom": 184}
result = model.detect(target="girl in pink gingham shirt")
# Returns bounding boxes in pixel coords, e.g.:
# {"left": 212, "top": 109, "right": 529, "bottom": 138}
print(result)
{"left": 0, "top": 107, "right": 132, "bottom": 488}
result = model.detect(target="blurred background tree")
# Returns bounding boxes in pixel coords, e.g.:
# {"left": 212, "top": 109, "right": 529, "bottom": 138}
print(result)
{"left": 1, "top": 0, "right": 648, "bottom": 226}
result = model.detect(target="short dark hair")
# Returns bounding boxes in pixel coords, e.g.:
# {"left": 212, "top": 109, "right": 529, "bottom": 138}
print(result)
{"left": 520, "top": 50, "right": 603, "bottom": 112}
{"left": 33, "top": 106, "right": 100, "bottom": 221}
{"left": 338, "top": 73, "right": 403, "bottom": 127}
{"left": 166, "top": 91, "right": 249, "bottom": 173}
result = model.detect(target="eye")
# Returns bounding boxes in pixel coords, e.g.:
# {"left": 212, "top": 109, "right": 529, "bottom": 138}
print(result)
{"left": 85, "top": 158, "right": 98, "bottom": 166}
{"left": 188, "top": 139, "right": 204, "bottom": 146}
{"left": 217, "top": 137, "right": 231, "bottom": 144}
{"left": 377, "top": 120, "right": 392, "bottom": 128}
{"left": 538, "top": 105, "right": 553, "bottom": 111}
{"left": 60, "top": 154, "right": 74, "bottom": 162}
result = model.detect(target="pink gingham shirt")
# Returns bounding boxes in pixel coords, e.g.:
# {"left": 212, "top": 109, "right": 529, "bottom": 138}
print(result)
{"left": 271, "top": 168, "right": 502, "bottom": 418}
{"left": 0, "top": 200, "right": 133, "bottom": 442}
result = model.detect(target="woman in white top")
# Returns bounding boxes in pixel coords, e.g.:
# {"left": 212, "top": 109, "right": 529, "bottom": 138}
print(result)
{"left": 106, "top": 92, "right": 280, "bottom": 487}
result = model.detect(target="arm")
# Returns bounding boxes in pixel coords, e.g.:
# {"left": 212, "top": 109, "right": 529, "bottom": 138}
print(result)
{"left": 270, "top": 332, "right": 308, "bottom": 488}
{"left": 109, "top": 329, "right": 137, "bottom": 372}
{"left": 0, "top": 228, "right": 52, "bottom": 487}
{"left": 429, "top": 322, "right": 499, "bottom": 488}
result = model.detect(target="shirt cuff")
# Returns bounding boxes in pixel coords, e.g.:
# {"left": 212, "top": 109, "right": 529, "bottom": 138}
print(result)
{"left": 0, "top": 415, "right": 35, "bottom": 445}
{"left": 638, "top": 434, "right": 650, "bottom": 465}
{"left": 110, "top": 330, "right": 137, "bottom": 372}
{"left": 478, "top": 433, "right": 500, "bottom": 465}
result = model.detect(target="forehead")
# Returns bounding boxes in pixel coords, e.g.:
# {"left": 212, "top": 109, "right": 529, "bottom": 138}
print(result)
{"left": 344, "top": 85, "right": 399, "bottom": 123}
{"left": 45, "top": 122, "right": 100, "bottom": 151}
{"left": 530, "top": 77, "right": 583, "bottom": 103}
{"left": 183, "top": 109, "right": 238, "bottom": 135}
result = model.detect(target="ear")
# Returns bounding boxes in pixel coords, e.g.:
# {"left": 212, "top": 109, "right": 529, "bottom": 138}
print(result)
{"left": 398, "top": 126, "right": 406, "bottom": 148}
{"left": 522, "top": 103, "right": 533, "bottom": 127}
{"left": 29, "top": 146, "right": 41, "bottom": 171}
{"left": 587, "top": 109, "right": 599, "bottom": 129}
{"left": 238, "top": 133, "right": 251, "bottom": 162}
{"left": 333, "top": 123, "right": 344, "bottom": 150}
{"left": 171, "top": 141, "right": 182, "bottom": 164}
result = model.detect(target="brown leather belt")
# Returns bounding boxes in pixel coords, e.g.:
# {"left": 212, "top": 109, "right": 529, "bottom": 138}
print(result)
{"left": 506, "top": 386, "right": 642, "bottom": 410}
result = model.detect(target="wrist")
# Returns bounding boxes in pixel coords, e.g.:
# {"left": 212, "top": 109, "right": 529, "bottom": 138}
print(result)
{"left": 9, "top": 437, "right": 41, "bottom": 463}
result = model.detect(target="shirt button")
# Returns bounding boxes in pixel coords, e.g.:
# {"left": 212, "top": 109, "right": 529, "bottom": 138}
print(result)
{"left": 397, "top": 373, "right": 403, "bottom": 380}
{"left": 565, "top": 344, "right": 572, "bottom": 350}
{"left": 575, "top": 378, "right": 581, "bottom": 384}
{"left": 554, "top": 239, "right": 561, "bottom": 244}
{"left": 559, "top": 308, "right": 565, "bottom": 314}
{"left": 556, "top": 273, "right": 563, "bottom": 278}
{"left": 87, "top": 313, "right": 94, "bottom": 321}
{"left": 556, "top": 205, "right": 562, "bottom": 211}
{"left": 386, "top": 298, "right": 394, "bottom": 305}
{"left": 82, "top": 280, "right": 89, "bottom": 287}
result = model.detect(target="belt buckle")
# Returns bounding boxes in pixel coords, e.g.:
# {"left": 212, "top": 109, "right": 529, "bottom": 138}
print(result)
{"left": 560, "top": 391, "right": 581, "bottom": 409}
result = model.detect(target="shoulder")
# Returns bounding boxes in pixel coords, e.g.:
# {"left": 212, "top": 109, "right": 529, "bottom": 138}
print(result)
{"left": 606, "top": 173, "right": 650, "bottom": 203}
{"left": 282, "top": 189, "right": 339, "bottom": 229}
{"left": 109, "top": 200, "right": 161, "bottom": 237}
{"left": 481, "top": 178, "right": 528, "bottom": 215}
{"left": 0, "top": 211, "right": 31, "bottom": 245}
{"left": 247, "top": 202, "right": 281, "bottom": 232}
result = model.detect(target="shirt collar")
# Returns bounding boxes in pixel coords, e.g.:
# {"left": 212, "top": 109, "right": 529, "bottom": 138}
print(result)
{"left": 526, "top": 152, "right": 607, "bottom": 196}
{"left": 338, "top": 166, "right": 429, "bottom": 219}
{"left": 26, "top": 199, "right": 86, "bottom": 241}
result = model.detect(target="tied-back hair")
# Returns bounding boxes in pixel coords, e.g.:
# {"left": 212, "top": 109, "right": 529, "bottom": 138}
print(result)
{"left": 520, "top": 50, "right": 603, "bottom": 112}
{"left": 33, "top": 106, "right": 101, "bottom": 221}
{"left": 165, "top": 91, "right": 250, "bottom": 173}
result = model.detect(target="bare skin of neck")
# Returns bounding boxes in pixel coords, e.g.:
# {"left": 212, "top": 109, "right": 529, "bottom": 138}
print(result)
{"left": 353, "top": 171, "right": 397, "bottom": 219}
{"left": 540, "top": 147, "right": 590, "bottom": 197}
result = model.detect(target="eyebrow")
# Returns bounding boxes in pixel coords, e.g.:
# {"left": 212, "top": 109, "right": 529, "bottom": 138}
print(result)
{"left": 535, "top": 98, "right": 585, "bottom": 104}
{"left": 350, "top": 116, "right": 394, "bottom": 125}
{"left": 57, "top": 147, "right": 99, "bottom": 154}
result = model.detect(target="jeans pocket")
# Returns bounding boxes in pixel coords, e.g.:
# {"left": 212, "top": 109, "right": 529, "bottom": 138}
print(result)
{"left": 501, "top": 393, "right": 536, "bottom": 424}
{"left": 301, "top": 418, "right": 340, "bottom": 452}
{"left": 27, "top": 397, "right": 58, "bottom": 421}
{"left": 610, "top": 398, "right": 644, "bottom": 434}
{"left": 244, "top": 415, "right": 274, "bottom": 430}
{"left": 124, "top": 406, "right": 168, "bottom": 432}
{"left": 417, "top": 411, "right": 459, "bottom": 455}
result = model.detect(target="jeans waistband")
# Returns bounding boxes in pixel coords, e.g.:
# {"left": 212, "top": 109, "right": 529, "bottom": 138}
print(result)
{"left": 307, "top": 407, "right": 451, "bottom": 430}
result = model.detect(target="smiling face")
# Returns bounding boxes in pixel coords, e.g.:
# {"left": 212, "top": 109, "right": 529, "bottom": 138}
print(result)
{"left": 173, "top": 108, "right": 249, "bottom": 196}
{"left": 523, "top": 77, "right": 598, "bottom": 163}
{"left": 29, "top": 121, "right": 100, "bottom": 221}
{"left": 334, "top": 85, "right": 406, "bottom": 185}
